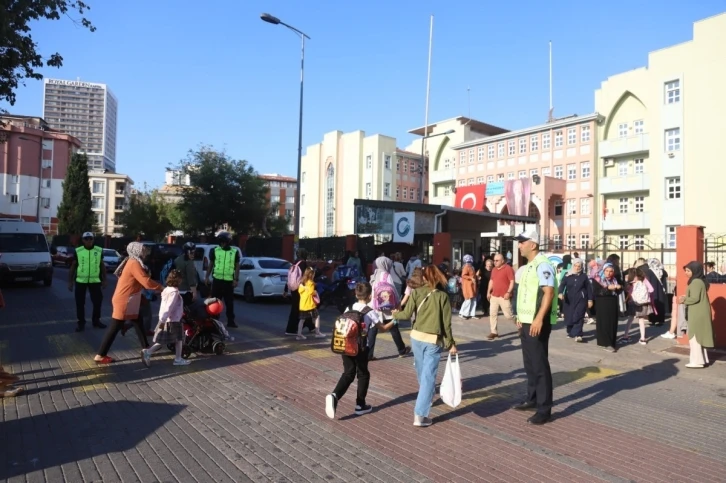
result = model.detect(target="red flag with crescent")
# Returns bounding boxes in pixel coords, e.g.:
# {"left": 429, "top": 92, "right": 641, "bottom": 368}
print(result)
{"left": 454, "top": 184, "right": 486, "bottom": 211}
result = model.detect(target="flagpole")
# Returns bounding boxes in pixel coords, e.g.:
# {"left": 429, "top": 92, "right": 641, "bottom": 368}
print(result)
{"left": 419, "top": 14, "right": 433, "bottom": 203}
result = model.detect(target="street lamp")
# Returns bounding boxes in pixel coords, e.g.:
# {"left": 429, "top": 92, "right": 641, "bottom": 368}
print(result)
{"left": 19, "top": 196, "right": 39, "bottom": 221}
{"left": 419, "top": 129, "right": 455, "bottom": 203}
{"left": 260, "top": 13, "right": 310, "bottom": 240}
{"left": 18, "top": 136, "right": 44, "bottom": 220}
{"left": 568, "top": 209, "right": 576, "bottom": 249}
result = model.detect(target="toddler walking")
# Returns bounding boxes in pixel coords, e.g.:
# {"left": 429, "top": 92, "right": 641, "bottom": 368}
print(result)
{"left": 141, "top": 270, "right": 191, "bottom": 367}
{"left": 297, "top": 267, "right": 326, "bottom": 340}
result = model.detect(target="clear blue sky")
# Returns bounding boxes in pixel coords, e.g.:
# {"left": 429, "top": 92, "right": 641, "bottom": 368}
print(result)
{"left": 5, "top": 0, "right": 725, "bottom": 189}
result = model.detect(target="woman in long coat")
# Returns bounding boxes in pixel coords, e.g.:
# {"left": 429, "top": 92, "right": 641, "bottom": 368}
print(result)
{"left": 593, "top": 262, "right": 622, "bottom": 352}
{"left": 459, "top": 254, "right": 477, "bottom": 319}
{"left": 679, "top": 261, "right": 715, "bottom": 368}
{"left": 558, "top": 259, "right": 593, "bottom": 342}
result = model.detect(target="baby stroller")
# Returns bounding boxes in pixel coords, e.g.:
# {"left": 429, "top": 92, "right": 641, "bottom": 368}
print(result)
{"left": 167, "top": 297, "right": 233, "bottom": 358}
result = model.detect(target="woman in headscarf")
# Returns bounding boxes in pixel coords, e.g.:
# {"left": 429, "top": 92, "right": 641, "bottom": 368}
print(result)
{"left": 459, "top": 254, "right": 477, "bottom": 320}
{"left": 368, "top": 256, "right": 410, "bottom": 360}
{"left": 592, "top": 262, "right": 622, "bottom": 352}
{"left": 93, "top": 242, "right": 163, "bottom": 364}
{"left": 678, "top": 261, "right": 715, "bottom": 368}
{"left": 558, "top": 259, "right": 593, "bottom": 342}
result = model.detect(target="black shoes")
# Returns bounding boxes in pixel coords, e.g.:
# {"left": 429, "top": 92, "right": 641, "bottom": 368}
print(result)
{"left": 527, "top": 413, "right": 551, "bottom": 425}
{"left": 93, "top": 322, "right": 107, "bottom": 329}
{"left": 511, "top": 401, "right": 537, "bottom": 411}
{"left": 227, "top": 322, "right": 238, "bottom": 329}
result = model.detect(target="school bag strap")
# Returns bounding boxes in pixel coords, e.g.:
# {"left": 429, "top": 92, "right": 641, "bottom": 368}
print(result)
{"left": 411, "top": 289, "right": 436, "bottom": 330}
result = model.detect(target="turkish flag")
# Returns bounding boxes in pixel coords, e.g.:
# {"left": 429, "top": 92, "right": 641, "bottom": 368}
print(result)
{"left": 454, "top": 184, "right": 486, "bottom": 211}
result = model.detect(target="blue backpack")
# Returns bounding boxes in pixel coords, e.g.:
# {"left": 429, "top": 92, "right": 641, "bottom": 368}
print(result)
{"left": 160, "top": 259, "right": 174, "bottom": 285}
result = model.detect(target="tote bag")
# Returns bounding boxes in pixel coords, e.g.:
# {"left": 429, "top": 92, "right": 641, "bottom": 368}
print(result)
{"left": 440, "top": 353, "right": 462, "bottom": 408}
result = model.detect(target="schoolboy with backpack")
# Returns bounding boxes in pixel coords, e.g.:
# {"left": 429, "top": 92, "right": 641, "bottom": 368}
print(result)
{"left": 326, "top": 282, "right": 393, "bottom": 419}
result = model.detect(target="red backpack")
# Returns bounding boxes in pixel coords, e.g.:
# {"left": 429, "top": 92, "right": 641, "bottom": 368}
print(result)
{"left": 331, "top": 306, "right": 373, "bottom": 356}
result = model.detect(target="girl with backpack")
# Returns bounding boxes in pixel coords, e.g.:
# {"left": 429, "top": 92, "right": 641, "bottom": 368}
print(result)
{"left": 619, "top": 267, "right": 654, "bottom": 346}
{"left": 297, "top": 267, "right": 326, "bottom": 340}
{"left": 367, "top": 256, "right": 411, "bottom": 360}
{"left": 284, "top": 249, "right": 315, "bottom": 336}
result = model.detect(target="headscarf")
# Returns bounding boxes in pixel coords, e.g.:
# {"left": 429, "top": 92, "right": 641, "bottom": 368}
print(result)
{"left": 596, "top": 262, "right": 616, "bottom": 287}
{"left": 371, "top": 256, "right": 393, "bottom": 284}
{"left": 648, "top": 258, "right": 664, "bottom": 280}
{"left": 114, "top": 242, "right": 148, "bottom": 277}
{"left": 568, "top": 258, "right": 584, "bottom": 276}
{"left": 463, "top": 254, "right": 474, "bottom": 265}
{"left": 588, "top": 259, "right": 603, "bottom": 280}
{"left": 685, "top": 260, "right": 709, "bottom": 291}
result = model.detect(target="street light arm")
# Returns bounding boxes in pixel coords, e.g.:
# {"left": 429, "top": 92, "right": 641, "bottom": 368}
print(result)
{"left": 280, "top": 21, "right": 310, "bottom": 39}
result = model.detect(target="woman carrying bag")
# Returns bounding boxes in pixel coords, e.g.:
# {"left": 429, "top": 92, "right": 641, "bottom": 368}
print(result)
{"left": 393, "top": 265, "right": 457, "bottom": 428}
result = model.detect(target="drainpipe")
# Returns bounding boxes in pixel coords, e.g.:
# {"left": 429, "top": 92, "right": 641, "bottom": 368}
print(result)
{"left": 434, "top": 210, "right": 447, "bottom": 234}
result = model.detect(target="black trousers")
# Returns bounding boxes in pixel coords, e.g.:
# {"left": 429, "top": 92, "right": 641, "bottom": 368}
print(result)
{"left": 332, "top": 347, "right": 370, "bottom": 407}
{"left": 367, "top": 323, "right": 407, "bottom": 359}
{"left": 519, "top": 321, "right": 553, "bottom": 416}
{"left": 285, "top": 291, "right": 314, "bottom": 333}
{"left": 75, "top": 282, "right": 103, "bottom": 327}
{"left": 211, "top": 279, "right": 235, "bottom": 325}
{"left": 98, "top": 318, "right": 149, "bottom": 357}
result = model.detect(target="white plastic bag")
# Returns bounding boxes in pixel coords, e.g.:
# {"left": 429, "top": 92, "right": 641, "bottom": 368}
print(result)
{"left": 440, "top": 353, "right": 462, "bottom": 408}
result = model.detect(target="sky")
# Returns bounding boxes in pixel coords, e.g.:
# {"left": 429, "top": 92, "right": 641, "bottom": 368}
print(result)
{"left": 4, "top": 0, "right": 725, "bottom": 190}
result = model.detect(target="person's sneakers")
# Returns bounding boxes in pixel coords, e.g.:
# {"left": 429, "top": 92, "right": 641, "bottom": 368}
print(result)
{"left": 354, "top": 404, "right": 373, "bottom": 415}
{"left": 566, "top": 335, "right": 573, "bottom": 339}
{"left": 685, "top": 363, "right": 705, "bottom": 369}
{"left": 413, "top": 415, "right": 433, "bottom": 427}
{"left": 398, "top": 346, "right": 411, "bottom": 357}
{"left": 486, "top": 333, "right": 498, "bottom": 340}
{"left": 314, "top": 332, "right": 327, "bottom": 339}
{"left": 94, "top": 356, "right": 113, "bottom": 364}
{"left": 511, "top": 401, "right": 537, "bottom": 411}
{"left": 660, "top": 331, "right": 676, "bottom": 339}
{"left": 325, "top": 393, "right": 337, "bottom": 419}
{"left": 141, "top": 349, "right": 151, "bottom": 368}
{"left": 296, "top": 334, "right": 307, "bottom": 341}
{"left": 173, "top": 359, "right": 191, "bottom": 366}
{"left": 575, "top": 336, "right": 583, "bottom": 343}
{"left": 92, "top": 322, "right": 107, "bottom": 329}
{"left": 639, "top": 339, "right": 647, "bottom": 345}
{"left": 527, "top": 413, "right": 551, "bottom": 425}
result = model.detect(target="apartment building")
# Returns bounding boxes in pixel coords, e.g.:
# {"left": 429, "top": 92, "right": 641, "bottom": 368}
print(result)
{"left": 259, "top": 173, "right": 297, "bottom": 232}
{"left": 393, "top": 149, "right": 428, "bottom": 203}
{"left": 595, "top": 12, "right": 726, "bottom": 246}
{"left": 88, "top": 172, "right": 133, "bottom": 235}
{"left": 43, "top": 78, "right": 118, "bottom": 172}
{"left": 452, "top": 114, "right": 602, "bottom": 250}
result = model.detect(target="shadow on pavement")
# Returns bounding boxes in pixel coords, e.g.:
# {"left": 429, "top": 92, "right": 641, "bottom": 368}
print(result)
{"left": 0, "top": 400, "right": 184, "bottom": 480}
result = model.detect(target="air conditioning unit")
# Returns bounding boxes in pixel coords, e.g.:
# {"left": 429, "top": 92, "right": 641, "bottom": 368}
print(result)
{"left": 604, "top": 159, "right": 615, "bottom": 167}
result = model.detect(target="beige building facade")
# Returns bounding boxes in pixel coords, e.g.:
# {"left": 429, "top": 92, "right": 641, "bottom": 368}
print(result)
{"left": 88, "top": 172, "right": 133, "bottom": 235}
{"left": 595, "top": 12, "right": 726, "bottom": 250}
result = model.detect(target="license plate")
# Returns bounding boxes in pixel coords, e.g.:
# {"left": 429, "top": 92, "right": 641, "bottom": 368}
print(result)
{"left": 15, "top": 277, "right": 32, "bottom": 282}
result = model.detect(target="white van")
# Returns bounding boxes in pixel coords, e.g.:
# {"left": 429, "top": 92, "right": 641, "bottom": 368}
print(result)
{"left": 0, "top": 219, "right": 54, "bottom": 286}
{"left": 193, "top": 244, "right": 244, "bottom": 283}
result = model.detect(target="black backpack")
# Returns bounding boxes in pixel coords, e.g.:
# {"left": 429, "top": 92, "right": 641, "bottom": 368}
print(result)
{"left": 330, "top": 306, "right": 372, "bottom": 356}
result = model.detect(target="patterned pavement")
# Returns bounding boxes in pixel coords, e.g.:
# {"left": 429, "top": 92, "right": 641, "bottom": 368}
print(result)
{"left": 1, "top": 269, "right": 725, "bottom": 482}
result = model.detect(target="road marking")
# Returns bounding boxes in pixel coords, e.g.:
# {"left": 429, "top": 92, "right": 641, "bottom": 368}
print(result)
{"left": 45, "top": 334, "right": 109, "bottom": 392}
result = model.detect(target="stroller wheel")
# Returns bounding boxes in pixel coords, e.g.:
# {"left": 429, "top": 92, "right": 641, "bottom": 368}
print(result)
{"left": 213, "top": 342, "right": 225, "bottom": 355}
{"left": 167, "top": 344, "right": 175, "bottom": 353}
{"left": 181, "top": 345, "right": 192, "bottom": 359}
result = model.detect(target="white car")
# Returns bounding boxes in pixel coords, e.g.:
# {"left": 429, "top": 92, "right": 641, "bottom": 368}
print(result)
{"left": 233, "top": 257, "right": 291, "bottom": 302}
{"left": 102, "top": 249, "right": 123, "bottom": 273}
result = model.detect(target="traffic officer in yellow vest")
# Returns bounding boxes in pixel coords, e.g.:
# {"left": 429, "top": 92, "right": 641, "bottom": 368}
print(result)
{"left": 511, "top": 229, "right": 558, "bottom": 425}
{"left": 68, "top": 232, "right": 107, "bottom": 332}
{"left": 204, "top": 231, "right": 239, "bottom": 328}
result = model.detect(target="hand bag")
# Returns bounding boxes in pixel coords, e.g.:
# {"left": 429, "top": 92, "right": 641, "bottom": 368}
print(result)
{"left": 440, "top": 353, "right": 462, "bottom": 408}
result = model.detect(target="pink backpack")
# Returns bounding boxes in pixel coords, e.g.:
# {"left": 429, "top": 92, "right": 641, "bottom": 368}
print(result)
{"left": 287, "top": 261, "right": 303, "bottom": 291}
{"left": 373, "top": 273, "right": 399, "bottom": 312}
{"left": 631, "top": 280, "right": 650, "bottom": 305}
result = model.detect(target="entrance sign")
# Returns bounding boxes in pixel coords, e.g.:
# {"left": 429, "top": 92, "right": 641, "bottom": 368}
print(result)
{"left": 393, "top": 212, "right": 415, "bottom": 243}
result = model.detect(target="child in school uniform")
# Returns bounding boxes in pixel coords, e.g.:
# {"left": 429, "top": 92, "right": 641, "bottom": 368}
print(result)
{"left": 297, "top": 267, "right": 326, "bottom": 340}
{"left": 141, "top": 269, "right": 190, "bottom": 367}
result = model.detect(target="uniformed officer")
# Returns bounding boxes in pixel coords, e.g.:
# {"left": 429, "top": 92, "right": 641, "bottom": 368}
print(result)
{"left": 68, "top": 232, "right": 107, "bottom": 332}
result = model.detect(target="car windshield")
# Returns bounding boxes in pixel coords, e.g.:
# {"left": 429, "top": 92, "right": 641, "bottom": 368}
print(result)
{"left": 156, "top": 244, "right": 183, "bottom": 257}
{"left": 103, "top": 249, "right": 120, "bottom": 257}
{"left": 258, "top": 259, "right": 292, "bottom": 270}
{"left": 0, "top": 233, "right": 49, "bottom": 253}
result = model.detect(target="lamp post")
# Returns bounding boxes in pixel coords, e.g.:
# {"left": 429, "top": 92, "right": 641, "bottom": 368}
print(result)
{"left": 569, "top": 209, "right": 576, "bottom": 250}
{"left": 419, "top": 129, "right": 455, "bottom": 203}
{"left": 18, "top": 136, "right": 45, "bottom": 220}
{"left": 260, "top": 13, "right": 310, "bottom": 240}
{"left": 19, "top": 196, "right": 39, "bottom": 221}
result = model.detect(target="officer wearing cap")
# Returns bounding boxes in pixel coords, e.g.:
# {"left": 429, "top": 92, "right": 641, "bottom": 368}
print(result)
{"left": 204, "top": 231, "right": 239, "bottom": 328}
{"left": 511, "top": 229, "right": 558, "bottom": 425}
{"left": 68, "top": 232, "right": 107, "bottom": 332}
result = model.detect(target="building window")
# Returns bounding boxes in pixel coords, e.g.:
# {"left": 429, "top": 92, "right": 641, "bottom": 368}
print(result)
{"left": 325, "top": 164, "right": 335, "bottom": 236}
{"left": 286, "top": 196, "right": 295, "bottom": 203}
{"left": 618, "top": 160, "right": 628, "bottom": 177}
{"left": 554, "top": 200, "right": 563, "bottom": 217}
{"left": 301, "top": 217, "right": 305, "bottom": 228}
{"left": 580, "top": 234, "right": 590, "bottom": 249}
{"left": 507, "top": 172, "right": 515, "bottom": 180}
{"left": 443, "top": 158, "right": 450, "bottom": 170}
{"left": 11, "top": 175, "right": 19, "bottom": 184}
{"left": 384, "top": 155, "right": 391, "bottom": 169}
{"left": 508, "top": 140, "right": 515, "bottom": 156}
{"left": 580, "top": 197, "right": 591, "bottom": 215}
{"left": 567, "top": 127, "right": 577, "bottom": 145}
{"left": 459, "top": 151, "right": 466, "bottom": 164}
{"left": 542, "top": 133, "right": 551, "bottom": 150}
{"left": 519, "top": 138, "right": 527, "bottom": 154}
{"left": 488, "top": 145, "right": 495, "bottom": 159}
{"left": 619, "top": 197, "right": 628, "bottom": 214}
{"left": 635, "top": 196, "right": 644, "bottom": 213}
{"left": 409, "top": 187, "right": 415, "bottom": 200}
{"left": 554, "top": 165, "right": 563, "bottom": 179}
{"left": 10, "top": 194, "right": 18, "bottom": 204}
{"left": 366, "top": 183, "right": 372, "bottom": 198}
{"left": 40, "top": 217, "right": 51, "bottom": 226}
{"left": 485, "top": 175, "right": 493, "bottom": 184}
{"left": 518, "top": 170, "right": 526, "bottom": 179}
{"left": 634, "top": 158, "right": 644, "bottom": 174}
{"left": 530, "top": 134, "right": 539, "bottom": 151}
{"left": 40, "top": 197, "right": 50, "bottom": 208}
{"left": 567, "top": 234, "right": 576, "bottom": 249}
{"left": 301, "top": 194, "right": 305, "bottom": 206}
{"left": 567, "top": 198, "right": 576, "bottom": 217}
{"left": 553, "top": 235, "right": 562, "bottom": 250}
{"left": 457, "top": 179, "right": 466, "bottom": 186}
{"left": 396, "top": 187, "right": 400, "bottom": 199}
{"left": 542, "top": 167, "right": 551, "bottom": 177}
{"left": 619, "top": 235, "right": 629, "bottom": 249}
{"left": 478, "top": 147, "right": 485, "bottom": 162}
{"left": 529, "top": 169, "right": 538, "bottom": 177}
{"left": 554, "top": 131, "right": 563, "bottom": 147}
{"left": 92, "top": 181, "right": 105, "bottom": 194}
{"left": 301, "top": 172, "right": 306, "bottom": 182}
{"left": 384, "top": 183, "right": 390, "bottom": 196}
{"left": 92, "top": 197, "right": 104, "bottom": 209}
{"left": 403, "top": 160, "right": 409, "bottom": 173}
{"left": 396, "top": 160, "right": 400, "bottom": 172}
{"left": 469, "top": 149, "right": 475, "bottom": 164}
{"left": 666, "top": 177, "right": 681, "bottom": 199}
{"left": 634, "top": 235, "right": 645, "bottom": 250}
{"left": 271, "top": 195, "right": 280, "bottom": 203}
{"left": 443, "top": 185, "right": 451, "bottom": 196}
{"left": 403, "top": 188, "right": 408, "bottom": 199}
{"left": 411, "top": 161, "right": 419, "bottom": 174}
{"left": 41, "top": 178, "right": 51, "bottom": 188}
{"left": 567, "top": 164, "right": 576, "bottom": 180}
{"left": 581, "top": 125, "right": 591, "bottom": 143}
{"left": 665, "top": 128, "right": 681, "bottom": 152}
{"left": 666, "top": 226, "right": 677, "bottom": 248}
{"left": 366, "top": 155, "right": 372, "bottom": 169}
{"left": 497, "top": 173, "right": 504, "bottom": 181}
{"left": 665, "top": 80, "right": 680, "bottom": 104}
{"left": 634, "top": 120, "right": 644, "bottom": 134}
{"left": 467, "top": 178, "right": 475, "bottom": 186}
{"left": 498, "top": 142, "right": 504, "bottom": 157}
{"left": 579, "top": 162, "right": 590, "bottom": 179}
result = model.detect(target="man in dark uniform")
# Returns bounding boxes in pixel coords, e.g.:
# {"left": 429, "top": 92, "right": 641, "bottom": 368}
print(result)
{"left": 68, "top": 232, "right": 107, "bottom": 332}
{"left": 204, "top": 232, "right": 239, "bottom": 328}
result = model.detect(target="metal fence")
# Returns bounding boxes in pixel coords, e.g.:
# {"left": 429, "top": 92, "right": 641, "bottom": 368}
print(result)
{"left": 704, "top": 233, "right": 726, "bottom": 272}
{"left": 299, "top": 236, "right": 347, "bottom": 262}
{"left": 244, "top": 236, "right": 283, "bottom": 258}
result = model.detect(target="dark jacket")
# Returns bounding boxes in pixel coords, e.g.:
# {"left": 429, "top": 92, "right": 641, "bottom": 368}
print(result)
{"left": 559, "top": 272, "right": 593, "bottom": 322}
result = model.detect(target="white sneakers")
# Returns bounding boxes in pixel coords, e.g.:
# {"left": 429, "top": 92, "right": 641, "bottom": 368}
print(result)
{"left": 413, "top": 415, "right": 433, "bottom": 427}
{"left": 660, "top": 331, "right": 676, "bottom": 339}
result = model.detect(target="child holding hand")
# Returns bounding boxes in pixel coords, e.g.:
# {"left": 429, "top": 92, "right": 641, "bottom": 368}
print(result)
{"left": 297, "top": 267, "right": 326, "bottom": 340}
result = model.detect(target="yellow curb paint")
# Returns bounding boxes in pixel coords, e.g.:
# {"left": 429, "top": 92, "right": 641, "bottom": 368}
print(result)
{"left": 553, "top": 366, "right": 620, "bottom": 386}
{"left": 46, "top": 334, "right": 109, "bottom": 392}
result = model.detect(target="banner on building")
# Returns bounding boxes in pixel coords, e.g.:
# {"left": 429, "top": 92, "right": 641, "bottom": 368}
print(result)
{"left": 504, "top": 178, "right": 531, "bottom": 217}
{"left": 485, "top": 182, "right": 505, "bottom": 197}
{"left": 453, "top": 185, "right": 486, "bottom": 211}
{"left": 393, "top": 212, "right": 415, "bottom": 244}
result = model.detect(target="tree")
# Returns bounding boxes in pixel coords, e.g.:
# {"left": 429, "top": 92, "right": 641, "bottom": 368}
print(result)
{"left": 1, "top": 1, "right": 95, "bottom": 118}
{"left": 264, "top": 205, "right": 292, "bottom": 237}
{"left": 57, "top": 151, "right": 95, "bottom": 235}
{"left": 175, "top": 146, "right": 270, "bottom": 236}
{"left": 116, "top": 190, "right": 174, "bottom": 241}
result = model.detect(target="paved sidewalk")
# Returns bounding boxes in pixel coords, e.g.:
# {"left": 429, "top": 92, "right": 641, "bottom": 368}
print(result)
{"left": 1, "top": 276, "right": 726, "bottom": 482}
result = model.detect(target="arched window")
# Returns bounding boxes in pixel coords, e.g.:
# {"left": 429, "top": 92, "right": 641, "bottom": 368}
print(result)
{"left": 325, "top": 164, "right": 335, "bottom": 236}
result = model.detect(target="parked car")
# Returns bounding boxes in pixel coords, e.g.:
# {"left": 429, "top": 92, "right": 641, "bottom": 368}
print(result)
{"left": 102, "top": 249, "right": 123, "bottom": 273}
{"left": 52, "top": 246, "right": 75, "bottom": 267}
{"left": 0, "top": 219, "right": 54, "bottom": 286}
{"left": 233, "top": 257, "right": 291, "bottom": 302}
{"left": 141, "top": 243, "right": 184, "bottom": 281}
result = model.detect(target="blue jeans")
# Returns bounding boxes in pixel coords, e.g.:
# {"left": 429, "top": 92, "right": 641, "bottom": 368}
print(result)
{"left": 411, "top": 338, "right": 442, "bottom": 417}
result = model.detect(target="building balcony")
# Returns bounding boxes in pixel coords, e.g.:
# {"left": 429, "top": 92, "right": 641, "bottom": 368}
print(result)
{"left": 430, "top": 195, "right": 453, "bottom": 206}
{"left": 599, "top": 133, "right": 650, "bottom": 158}
{"left": 429, "top": 169, "right": 456, "bottom": 184}
{"left": 598, "top": 173, "right": 650, "bottom": 194}
{"left": 601, "top": 212, "right": 650, "bottom": 231}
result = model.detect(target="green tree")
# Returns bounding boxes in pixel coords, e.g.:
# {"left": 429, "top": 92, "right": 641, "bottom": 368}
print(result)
{"left": 263, "top": 204, "right": 292, "bottom": 237}
{"left": 116, "top": 190, "right": 174, "bottom": 241}
{"left": 175, "top": 146, "right": 270, "bottom": 236}
{"left": 1, "top": 1, "right": 95, "bottom": 118}
{"left": 56, "top": 152, "right": 95, "bottom": 235}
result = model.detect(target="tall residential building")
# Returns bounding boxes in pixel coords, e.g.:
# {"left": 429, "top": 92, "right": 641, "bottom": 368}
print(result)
{"left": 451, "top": 114, "right": 601, "bottom": 250}
{"left": 88, "top": 172, "right": 133, "bottom": 235}
{"left": 595, "top": 12, "right": 726, "bottom": 246}
{"left": 259, "top": 173, "right": 297, "bottom": 232}
{"left": 393, "top": 149, "right": 428, "bottom": 203}
{"left": 43, "top": 78, "right": 118, "bottom": 172}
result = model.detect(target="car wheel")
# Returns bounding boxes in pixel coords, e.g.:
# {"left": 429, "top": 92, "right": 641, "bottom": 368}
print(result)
{"left": 244, "top": 282, "right": 256, "bottom": 303}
